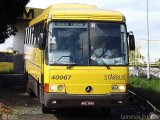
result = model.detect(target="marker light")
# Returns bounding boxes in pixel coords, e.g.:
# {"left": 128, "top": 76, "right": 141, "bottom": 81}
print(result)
{"left": 48, "top": 14, "right": 52, "bottom": 19}
{"left": 50, "top": 85, "right": 56, "bottom": 91}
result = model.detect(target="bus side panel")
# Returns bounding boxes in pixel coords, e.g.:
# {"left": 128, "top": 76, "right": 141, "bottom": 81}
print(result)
{"left": 24, "top": 45, "right": 42, "bottom": 97}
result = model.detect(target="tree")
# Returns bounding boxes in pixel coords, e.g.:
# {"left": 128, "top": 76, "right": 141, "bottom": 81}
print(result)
{"left": 0, "top": 0, "right": 29, "bottom": 43}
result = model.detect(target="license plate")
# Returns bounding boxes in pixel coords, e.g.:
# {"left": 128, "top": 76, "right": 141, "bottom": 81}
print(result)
{"left": 81, "top": 101, "right": 95, "bottom": 106}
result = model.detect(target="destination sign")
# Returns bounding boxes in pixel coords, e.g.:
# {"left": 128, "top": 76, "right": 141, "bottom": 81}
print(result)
{"left": 54, "top": 22, "right": 86, "bottom": 27}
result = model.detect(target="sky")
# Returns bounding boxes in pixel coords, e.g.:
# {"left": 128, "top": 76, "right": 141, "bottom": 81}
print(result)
{"left": 0, "top": 0, "right": 160, "bottom": 61}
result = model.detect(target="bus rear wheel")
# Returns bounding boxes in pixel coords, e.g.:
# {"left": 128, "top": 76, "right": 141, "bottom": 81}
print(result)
{"left": 42, "top": 104, "right": 51, "bottom": 114}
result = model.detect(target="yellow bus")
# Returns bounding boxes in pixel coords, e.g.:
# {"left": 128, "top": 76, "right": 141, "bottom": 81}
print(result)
{"left": 24, "top": 3, "right": 135, "bottom": 114}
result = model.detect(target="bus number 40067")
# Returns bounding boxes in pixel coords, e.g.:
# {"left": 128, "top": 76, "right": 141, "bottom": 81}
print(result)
{"left": 51, "top": 75, "right": 71, "bottom": 80}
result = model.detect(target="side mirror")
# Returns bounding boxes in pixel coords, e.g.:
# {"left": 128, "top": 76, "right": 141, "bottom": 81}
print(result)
{"left": 128, "top": 31, "right": 135, "bottom": 51}
{"left": 38, "top": 33, "right": 46, "bottom": 50}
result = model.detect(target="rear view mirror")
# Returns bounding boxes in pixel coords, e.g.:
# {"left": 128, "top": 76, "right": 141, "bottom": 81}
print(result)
{"left": 38, "top": 33, "right": 46, "bottom": 50}
{"left": 128, "top": 31, "right": 135, "bottom": 51}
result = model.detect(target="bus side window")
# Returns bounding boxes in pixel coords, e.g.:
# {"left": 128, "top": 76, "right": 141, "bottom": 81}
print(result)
{"left": 31, "top": 27, "right": 34, "bottom": 45}
{"left": 26, "top": 28, "right": 28, "bottom": 44}
{"left": 28, "top": 27, "right": 31, "bottom": 44}
{"left": 24, "top": 29, "right": 27, "bottom": 44}
{"left": 27, "top": 28, "right": 29, "bottom": 44}
{"left": 26, "top": 28, "right": 29, "bottom": 44}
{"left": 33, "top": 26, "right": 37, "bottom": 45}
{"left": 36, "top": 24, "right": 40, "bottom": 45}
{"left": 25, "top": 28, "right": 28, "bottom": 44}
{"left": 29, "top": 27, "right": 32, "bottom": 45}
{"left": 29, "top": 27, "right": 31, "bottom": 45}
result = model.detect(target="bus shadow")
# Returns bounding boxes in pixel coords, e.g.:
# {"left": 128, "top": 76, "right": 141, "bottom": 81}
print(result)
{"left": 51, "top": 105, "right": 137, "bottom": 120}
{"left": 52, "top": 108, "right": 115, "bottom": 120}
{"left": 0, "top": 75, "right": 39, "bottom": 109}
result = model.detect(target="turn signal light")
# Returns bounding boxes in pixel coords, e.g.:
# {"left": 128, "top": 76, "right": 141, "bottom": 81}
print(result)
{"left": 44, "top": 83, "right": 49, "bottom": 92}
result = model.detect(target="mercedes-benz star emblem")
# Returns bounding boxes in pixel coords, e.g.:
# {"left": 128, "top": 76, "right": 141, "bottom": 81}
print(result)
{"left": 85, "top": 86, "right": 92, "bottom": 93}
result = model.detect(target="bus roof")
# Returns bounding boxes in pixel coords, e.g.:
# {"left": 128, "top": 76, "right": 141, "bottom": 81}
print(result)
{"left": 29, "top": 3, "right": 125, "bottom": 26}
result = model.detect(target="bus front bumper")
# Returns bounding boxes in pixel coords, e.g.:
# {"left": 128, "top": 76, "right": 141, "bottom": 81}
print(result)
{"left": 43, "top": 93, "right": 128, "bottom": 108}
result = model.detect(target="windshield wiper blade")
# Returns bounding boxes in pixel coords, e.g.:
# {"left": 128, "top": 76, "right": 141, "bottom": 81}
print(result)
{"left": 54, "top": 56, "right": 71, "bottom": 64}
{"left": 92, "top": 52, "right": 110, "bottom": 69}
{"left": 54, "top": 56, "right": 76, "bottom": 69}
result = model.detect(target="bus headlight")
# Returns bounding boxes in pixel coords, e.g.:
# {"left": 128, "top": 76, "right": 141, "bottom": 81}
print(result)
{"left": 119, "top": 85, "right": 125, "bottom": 91}
{"left": 112, "top": 85, "right": 118, "bottom": 91}
{"left": 50, "top": 85, "right": 56, "bottom": 91}
{"left": 57, "top": 85, "right": 64, "bottom": 91}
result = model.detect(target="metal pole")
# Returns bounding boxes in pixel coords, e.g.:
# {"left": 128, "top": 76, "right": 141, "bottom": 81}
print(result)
{"left": 146, "top": 0, "right": 150, "bottom": 79}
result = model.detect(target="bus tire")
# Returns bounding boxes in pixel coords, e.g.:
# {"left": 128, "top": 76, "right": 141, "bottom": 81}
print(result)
{"left": 101, "top": 107, "right": 111, "bottom": 115}
{"left": 24, "top": 71, "right": 28, "bottom": 81}
{"left": 42, "top": 104, "right": 51, "bottom": 114}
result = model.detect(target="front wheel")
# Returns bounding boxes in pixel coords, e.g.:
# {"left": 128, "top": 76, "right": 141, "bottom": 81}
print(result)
{"left": 42, "top": 104, "right": 52, "bottom": 114}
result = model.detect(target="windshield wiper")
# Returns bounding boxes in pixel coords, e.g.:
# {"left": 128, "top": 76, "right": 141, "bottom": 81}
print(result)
{"left": 54, "top": 56, "right": 72, "bottom": 64}
{"left": 54, "top": 56, "right": 77, "bottom": 69}
{"left": 67, "top": 63, "right": 77, "bottom": 69}
{"left": 91, "top": 52, "right": 110, "bottom": 69}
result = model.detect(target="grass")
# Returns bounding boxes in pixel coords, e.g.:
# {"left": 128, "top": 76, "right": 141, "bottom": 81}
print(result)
{"left": 129, "top": 76, "right": 160, "bottom": 93}
{"left": 0, "top": 62, "right": 13, "bottom": 74}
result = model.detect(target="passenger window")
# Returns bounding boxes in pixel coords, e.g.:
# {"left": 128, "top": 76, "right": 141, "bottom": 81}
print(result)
{"left": 36, "top": 24, "right": 41, "bottom": 45}
{"left": 24, "top": 29, "right": 27, "bottom": 44}
{"left": 31, "top": 27, "right": 34, "bottom": 45}
{"left": 28, "top": 28, "right": 31, "bottom": 44}
{"left": 33, "top": 26, "right": 37, "bottom": 45}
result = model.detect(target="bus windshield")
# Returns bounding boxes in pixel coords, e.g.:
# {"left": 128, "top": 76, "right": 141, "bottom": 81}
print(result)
{"left": 48, "top": 21, "right": 128, "bottom": 66}
{"left": 90, "top": 22, "right": 128, "bottom": 65}
{"left": 48, "top": 22, "right": 88, "bottom": 65}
